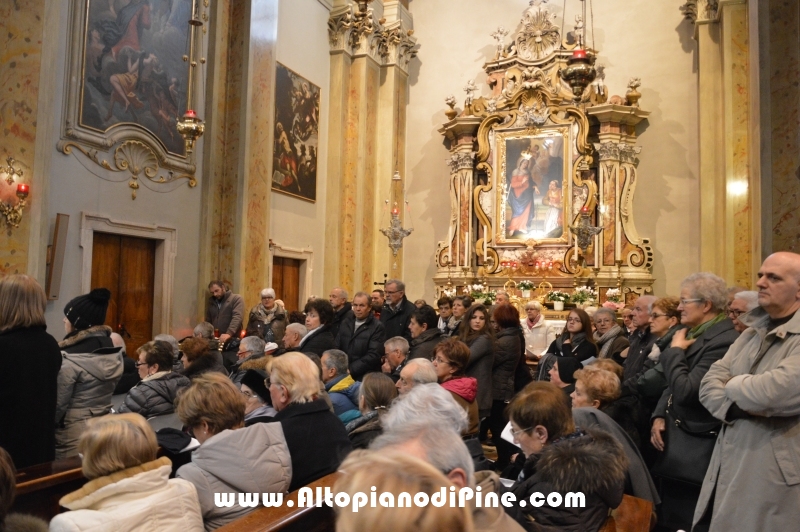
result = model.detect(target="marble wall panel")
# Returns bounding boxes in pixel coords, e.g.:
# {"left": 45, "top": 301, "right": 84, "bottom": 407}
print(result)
{"left": 0, "top": 0, "right": 44, "bottom": 274}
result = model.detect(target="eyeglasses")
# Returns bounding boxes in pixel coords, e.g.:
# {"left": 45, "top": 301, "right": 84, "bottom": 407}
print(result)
{"left": 241, "top": 390, "right": 259, "bottom": 399}
{"left": 432, "top": 356, "right": 450, "bottom": 365}
{"left": 237, "top": 350, "right": 252, "bottom": 357}
{"left": 727, "top": 308, "right": 744, "bottom": 318}
{"left": 385, "top": 290, "right": 399, "bottom": 295}
{"left": 510, "top": 426, "right": 532, "bottom": 437}
{"left": 261, "top": 296, "right": 274, "bottom": 300}
{"left": 650, "top": 313, "right": 668, "bottom": 319}
{"left": 680, "top": 298, "right": 703, "bottom": 306}
{"left": 134, "top": 361, "right": 148, "bottom": 367}
{"left": 566, "top": 317, "right": 581, "bottom": 323}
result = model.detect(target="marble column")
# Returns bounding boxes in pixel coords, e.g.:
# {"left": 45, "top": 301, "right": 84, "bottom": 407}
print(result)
{"left": 326, "top": 0, "right": 417, "bottom": 293}
{"left": 198, "top": 0, "right": 278, "bottom": 314}
{"left": 0, "top": 0, "right": 46, "bottom": 276}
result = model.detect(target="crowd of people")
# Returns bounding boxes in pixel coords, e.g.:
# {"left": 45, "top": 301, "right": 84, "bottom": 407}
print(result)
{"left": 1, "top": 251, "right": 800, "bottom": 532}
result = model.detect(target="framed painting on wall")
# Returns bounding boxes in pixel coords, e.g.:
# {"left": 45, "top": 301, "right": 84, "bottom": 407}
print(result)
{"left": 61, "top": 0, "right": 196, "bottom": 171}
{"left": 495, "top": 126, "right": 572, "bottom": 243}
{"left": 272, "top": 62, "right": 321, "bottom": 203}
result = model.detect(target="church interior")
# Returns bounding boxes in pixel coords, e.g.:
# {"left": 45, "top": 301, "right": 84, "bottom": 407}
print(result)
{"left": 1, "top": 0, "right": 800, "bottom": 530}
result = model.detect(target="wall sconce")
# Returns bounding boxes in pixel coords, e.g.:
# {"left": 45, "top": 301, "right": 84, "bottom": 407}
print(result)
{"left": 1, "top": 157, "right": 29, "bottom": 228}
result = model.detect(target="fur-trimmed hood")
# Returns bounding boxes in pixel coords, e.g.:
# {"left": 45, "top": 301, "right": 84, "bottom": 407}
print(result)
{"left": 58, "top": 325, "right": 113, "bottom": 349}
{"left": 240, "top": 354, "right": 271, "bottom": 372}
{"left": 60, "top": 457, "right": 172, "bottom": 508}
{"left": 531, "top": 428, "right": 628, "bottom": 502}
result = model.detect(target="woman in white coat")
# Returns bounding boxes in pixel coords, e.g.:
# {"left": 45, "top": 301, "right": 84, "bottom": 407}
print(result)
{"left": 521, "top": 300, "right": 555, "bottom": 359}
{"left": 49, "top": 413, "right": 202, "bottom": 532}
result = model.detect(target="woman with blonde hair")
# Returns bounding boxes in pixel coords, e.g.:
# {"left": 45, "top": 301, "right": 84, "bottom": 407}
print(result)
{"left": 175, "top": 372, "right": 291, "bottom": 530}
{"left": 49, "top": 414, "right": 202, "bottom": 531}
{"left": 346, "top": 372, "right": 397, "bottom": 449}
{"left": 265, "top": 352, "right": 351, "bottom": 491}
{"left": 335, "top": 450, "right": 473, "bottom": 532}
{"left": 0, "top": 274, "right": 62, "bottom": 469}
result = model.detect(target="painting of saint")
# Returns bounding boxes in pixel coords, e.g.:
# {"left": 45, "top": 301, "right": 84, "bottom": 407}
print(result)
{"left": 501, "top": 134, "right": 566, "bottom": 240}
{"left": 79, "top": 0, "right": 192, "bottom": 156}
{"left": 272, "top": 63, "right": 321, "bottom": 202}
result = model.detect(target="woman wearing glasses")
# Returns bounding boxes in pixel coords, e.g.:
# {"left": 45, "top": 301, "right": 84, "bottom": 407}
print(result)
{"left": 118, "top": 340, "right": 190, "bottom": 418}
{"left": 634, "top": 297, "right": 685, "bottom": 405}
{"left": 175, "top": 372, "right": 292, "bottom": 530}
{"left": 508, "top": 382, "right": 627, "bottom": 531}
{"left": 538, "top": 308, "right": 598, "bottom": 380}
{"left": 727, "top": 290, "right": 758, "bottom": 333}
{"left": 431, "top": 338, "right": 480, "bottom": 437}
{"left": 649, "top": 273, "right": 739, "bottom": 532}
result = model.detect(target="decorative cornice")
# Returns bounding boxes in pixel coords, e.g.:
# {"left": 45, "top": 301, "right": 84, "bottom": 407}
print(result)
{"left": 329, "top": 2, "right": 418, "bottom": 68}
{"left": 379, "top": 20, "right": 419, "bottom": 71}
{"left": 594, "top": 142, "right": 641, "bottom": 164}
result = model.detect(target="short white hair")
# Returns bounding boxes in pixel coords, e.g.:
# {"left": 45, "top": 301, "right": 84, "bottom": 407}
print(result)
{"left": 383, "top": 383, "right": 468, "bottom": 435}
{"left": 734, "top": 291, "right": 760, "bottom": 312}
{"left": 404, "top": 359, "right": 437, "bottom": 386}
{"left": 240, "top": 336, "right": 266, "bottom": 355}
{"left": 525, "top": 300, "right": 543, "bottom": 311}
{"left": 260, "top": 288, "right": 276, "bottom": 299}
{"left": 285, "top": 322, "right": 308, "bottom": 339}
{"left": 681, "top": 272, "right": 728, "bottom": 312}
{"left": 154, "top": 334, "right": 179, "bottom": 357}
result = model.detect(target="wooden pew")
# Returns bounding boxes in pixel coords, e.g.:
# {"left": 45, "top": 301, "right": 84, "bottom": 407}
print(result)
{"left": 599, "top": 494, "right": 654, "bottom": 532}
{"left": 218, "top": 473, "right": 340, "bottom": 532}
{"left": 12, "top": 456, "right": 86, "bottom": 521}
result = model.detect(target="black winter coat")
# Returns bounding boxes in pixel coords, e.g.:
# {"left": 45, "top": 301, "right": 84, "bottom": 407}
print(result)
{"left": 492, "top": 328, "right": 520, "bottom": 401}
{"left": 266, "top": 399, "right": 352, "bottom": 491}
{"left": 511, "top": 429, "right": 627, "bottom": 532}
{"left": 117, "top": 372, "right": 191, "bottom": 418}
{"left": 0, "top": 326, "right": 62, "bottom": 469}
{"left": 380, "top": 297, "right": 416, "bottom": 341}
{"left": 408, "top": 328, "right": 444, "bottom": 361}
{"left": 335, "top": 313, "right": 386, "bottom": 381}
{"left": 465, "top": 334, "right": 494, "bottom": 417}
{"left": 298, "top": 324, "right": 337, "bottom": 357}
{"left": 330, "top": 302, "right": 352, "bottom": 339}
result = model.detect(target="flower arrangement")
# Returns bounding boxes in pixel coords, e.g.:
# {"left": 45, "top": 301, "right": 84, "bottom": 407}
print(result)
{"left": 571, "top": 286, "right": 597, "bottom": 305}
{"left": 602, "top": 288, "right": 625, "bottom": 310}
{"left": 442, "top": 286, "right": 457, "bottom": 298}
{"left": 465, "top": 283, "right": 496, "bottom": 305}
{"left": 517, "top": 281, "right": 535, "bottom": 290}
{"left": 546, "top": 290, "right": 571, "bottom": 303}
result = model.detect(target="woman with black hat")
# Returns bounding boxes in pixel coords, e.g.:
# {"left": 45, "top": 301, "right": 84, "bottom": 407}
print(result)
{"left": 55, "top": 288, "right": 123, "bottom": 458}
{"left": 241, "top": 369, "right": 276, "bottom": 424}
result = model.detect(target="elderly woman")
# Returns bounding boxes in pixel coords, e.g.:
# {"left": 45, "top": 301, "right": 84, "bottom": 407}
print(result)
{"left": 180, "top": 337, "right": 226, "bottom": 380}
{"left": 649, "top": 273, "right": 739, "bottom": 532}
{"left": 176, "top": 373, "right": 291, "bottom": 530}
{"left": 50, "top": 414, "right": 202, "bottom": 531}
{"left": 593, "top": 308, "right": 629, "bottom": 362}
{"left": 458, "top": 304, "right": 494, "bottom": 419}
{"left": 297, "top": 298, "right": 337, "bottom": 356}
{"left": 444, "top": 296, "right": 472, "bottom": 337}
{"left": 432, "top": 338, "right": 479, "bottom": 437}
{"left": 0, "top": 275, "right": 63, "bottom": 470}
{"left": 538, "top": 309, "right": 597, "bottom": 381}
{"left": 634, "top": 297, "right": 685, "bottom": 403}
{"left": 727, "top": 290, "right": 759, "bottom": 333}
{"left": 572, "top": 365, "right": 640, "bottom": 448}
{"left": 117, "top": 340, "right": 190, "bottom": 418}
{"left": 266, "top": 352, "right": 352, "bottom": 490}
{"left": 548, "top": 357, "right": 582, "bottom": 405}
{"left": 521, "top": 300, "right": 556, "bottom": 359}
{"left": 346, "top": 372, "right": 397, "bottom": 449}
{"left": 508, "top": 382, "right": 627, "bottom": 531}
{"left": 245, "top": 288, "right": 287, "bottom": 344}
{"left": 241, "top": 368, "right": 277, "bottom": 424}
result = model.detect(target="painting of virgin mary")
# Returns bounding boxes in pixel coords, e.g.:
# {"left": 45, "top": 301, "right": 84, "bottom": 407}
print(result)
{"left": 507, "top": 155, "right": 539, "bottom": 236}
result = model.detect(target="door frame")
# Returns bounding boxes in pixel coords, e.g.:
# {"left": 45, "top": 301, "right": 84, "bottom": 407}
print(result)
{"left": 80, "top": 212, "right": 177, "bottom": 335}
{"left": 269, "top": 241, "right": 313, "bottom": 303}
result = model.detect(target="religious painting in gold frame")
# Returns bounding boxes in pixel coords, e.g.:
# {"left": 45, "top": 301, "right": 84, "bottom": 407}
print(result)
{"left": 495, "top": 126, "right": 571, "bottom": 244}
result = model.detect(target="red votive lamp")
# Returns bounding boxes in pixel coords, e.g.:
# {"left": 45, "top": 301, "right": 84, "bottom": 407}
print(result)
{"left": 16, "top": 184, "right": 29, "bottom": 198}
{"left": 392, "top": 208, "right": 399, "bottom": 215}
{"left": 572, "top": 49, "right": 587, "bottom": 60}
{"left": 184, "top": 109, "right": 198, "bottom": 119}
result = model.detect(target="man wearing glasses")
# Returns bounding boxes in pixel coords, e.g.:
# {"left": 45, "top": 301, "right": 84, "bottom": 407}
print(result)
{"left": 244, "top": 288, "right": 286, "bottom": 344}
{"left": 379, "top": 279, "right": 415, "bottom": 341}
{"left": 726, "top": 291, "right": 758, "bottom": 333}
{"left": 621, "top": 295, "right": 658, "bottom": 387}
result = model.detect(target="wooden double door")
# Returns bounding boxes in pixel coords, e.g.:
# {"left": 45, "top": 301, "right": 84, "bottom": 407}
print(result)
{"left": 90, "top": 233, "right": 156, "bottom": 357}
{"left": 272, "top": 257, "right": 301, "bottom": 313}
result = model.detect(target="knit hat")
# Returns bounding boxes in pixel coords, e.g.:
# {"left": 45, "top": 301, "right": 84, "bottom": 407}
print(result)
{"left": 556, "top": 357, "right": 582, "bottom": 385}
{"left": 64, "top": 288, "right": 111, "bottom": 330}
{"left": 241, "top": 369, "right": 271, "bottom": 404}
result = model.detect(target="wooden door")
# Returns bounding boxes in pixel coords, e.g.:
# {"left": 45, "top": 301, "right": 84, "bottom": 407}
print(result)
{"left": 90, "top": 233, "right": 156, "bottom": 357}
{"left": 272, "top": 257, "right": 301, "bottom": 313}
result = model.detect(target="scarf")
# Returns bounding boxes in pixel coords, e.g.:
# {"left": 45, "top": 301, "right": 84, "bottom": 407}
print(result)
{"left": 252, "top": 302, "right": 283, "bottom": 324}
{"left": 688, "top": 312, "right": 726, "bottom": 340}
{"left": 526, "top": 314, "right": 542, "bottom": 329}
{"left": 593, "top": 325, "right": 623, "bottom": 359}
{"left": 647, "top": 324, "right": 686, "bottom": 362}
{"left": 447, "top": 316, "right": 462, "bottom": 335}
{"left": 556, "top": 332, "right": 587, "bottom": 353}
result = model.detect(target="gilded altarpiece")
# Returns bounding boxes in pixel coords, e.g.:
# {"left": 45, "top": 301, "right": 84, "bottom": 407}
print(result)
{"left": 434, "top": 2, "right": 655, "bottom": 303}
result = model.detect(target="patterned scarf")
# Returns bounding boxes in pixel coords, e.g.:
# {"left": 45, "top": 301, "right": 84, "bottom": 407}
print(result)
{"left": 687, "top": 312, "right": 726, "bottom": 340}
{"left": 253, "top": 302, "right": 283, "bottom": 324}
{"left": 593, "top": 324, "right": 623, "bottom": 359}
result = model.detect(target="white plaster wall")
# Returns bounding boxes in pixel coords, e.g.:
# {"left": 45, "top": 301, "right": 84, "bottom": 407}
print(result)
{"left": 42, "top": 0, "right": 205, "bottom": 339}
{"left": 403, "top": 0, "right": 700, "bottom": 300}
{"left": 272, "top": 0, "right": 331, "bottom": 299}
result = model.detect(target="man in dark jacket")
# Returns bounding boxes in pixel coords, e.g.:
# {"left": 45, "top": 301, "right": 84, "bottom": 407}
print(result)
{"left": 621, "top": 295, "right": 658, "bottom": 391}
{"left": 381, "top": 336, "right": 409, "bottom": 383}
{"left": 380, "top": 279, "right": 415, "bottom": 341}
{"left": 204, "top": 281, "right": 245, "bottom": 343}
{"left": 329, "top": 287, "right": 352, "bottom": 338}
{"left": 408, "top": 305, "right": 444, "bottom": 361}
{"left": 335, "top": 292, "right": 385, "bottom": 380}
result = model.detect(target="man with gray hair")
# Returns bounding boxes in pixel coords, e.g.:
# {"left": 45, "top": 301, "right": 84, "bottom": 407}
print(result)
{"left": 328, "top": 287, "right": 351, "bottom": 338}
{"left": 727, "top": 290, "right": 759, "bottom": 333}
{"left": 622, "top": 294, "right": 658, "bottom": 386}
{"left": 229, "top": 335, "right": 267, "bottom": 386}
{"left": 381, "top": 336, "right": 409, "bottom": 383}
{"left": 280, "top": 322, "right": 307, "bottom": 352}
{"left": 395, "top": 358, "right": 437, "bottom": 395}
{"left": 379, "top": 279, "right": 415, "bottom": 341}
{"left": 320, "top": 349, "right": 360, "bottom": 417}
{"left": 372, "top": 384, "right": 525, "bottom": 532}
{"left": 154, "top": 334, "right": 182, "bottom": 371}
{"left": 495, "top": 290, "right": 510, "bottom": 305}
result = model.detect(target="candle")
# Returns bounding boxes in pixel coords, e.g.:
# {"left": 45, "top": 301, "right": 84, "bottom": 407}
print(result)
{"left": 184, "top": 109, "right": 197, "bottom": 119}
{"left": 572, "top": 49, "right": 587, "bottom": 60}
{"left": 16, "top": 184, "right": 29, "bottom": 197}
